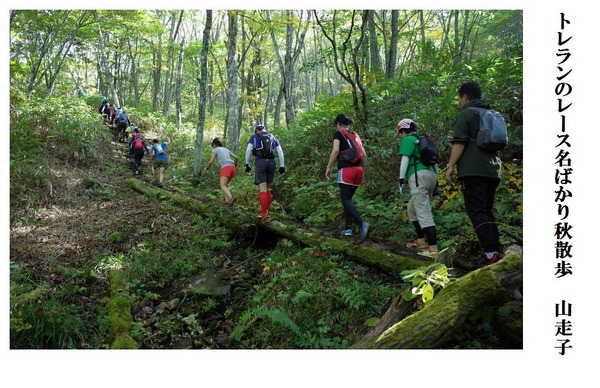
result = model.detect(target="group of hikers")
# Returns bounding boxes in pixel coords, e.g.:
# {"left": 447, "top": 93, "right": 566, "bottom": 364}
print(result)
{"left": 99, "top": 97, "right": 169, "bottom": 187}
{"left": 99, "top": 97, "right": 132, "bottom": 142}
{"left": 102, "top": 81, "right": 506, "bottom": 269}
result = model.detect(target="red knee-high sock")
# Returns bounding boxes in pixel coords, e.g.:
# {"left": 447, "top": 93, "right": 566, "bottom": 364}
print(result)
{"left": 259, "top": 191, "right": 270, "bottom": 217}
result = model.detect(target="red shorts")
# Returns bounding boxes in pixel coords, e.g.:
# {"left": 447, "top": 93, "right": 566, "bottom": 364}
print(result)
{"left": 220, "top": 165, "right": 236, "bottom": 179}
{"left": 337, "top": 166, "right": 364, "bottom": 186}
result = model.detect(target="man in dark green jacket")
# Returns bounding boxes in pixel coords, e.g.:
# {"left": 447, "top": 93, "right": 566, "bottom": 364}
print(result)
{"left": 445, "top": 81, "right": 502, "bottom": 267}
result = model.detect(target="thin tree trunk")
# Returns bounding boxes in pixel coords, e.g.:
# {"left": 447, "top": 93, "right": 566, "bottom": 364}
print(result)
{"left": 93, "top": 11, "right": 119, "bottom": 107}
{"left": 152, "top": 33, "right": 162, "bottom": 111}
{"left": 126, "top": 36, "right": 140, "bottom": 108}
{"left": 26, "top": 10, "right": 72, "bottom": 99}
{"left": 194, "top": 10, "right": 212, "bottom": 177}
{"left": 237, "top": 16, "right": 247, "bottom": 133}
{"left": 419, "top": 10, "right": 426, "bottom": 45}
{"left": 163, "top": 10, "right": 184, "bottom": 117}
{"left": 208, "top": 65, "right": 214, "bottom": 116}
{"left": 314, "top": 10, "right": 369, "bottom": 126}
{"left": 386, "top": 10, "right": 398, "bottom": 78}
{"left": 175, "top": 38, "right": 185, "bottom": 131}
{"left": 368, "top": 10, "right": 382, "bottom": 74}
{"left": 274, "top": 81, "right": 283, "bottom": 128}
{"left": 453, "top": 10, "right": 461, "bottom": 65}
{"left": 225, "top": 10, "right": 240, "bottom": 151}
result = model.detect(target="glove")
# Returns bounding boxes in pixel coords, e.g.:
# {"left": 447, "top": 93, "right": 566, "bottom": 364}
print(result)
{"left": 279, "top": 166, "right": 286, "bottom": 175}
{"left": 398, "top": 178, "right": 407, "bottom": 195}
{"left": 433, "top": 184, "right": 442, "bottom": 197}
{"left": 245, "top": 164, "right": 252, "bottom": 173}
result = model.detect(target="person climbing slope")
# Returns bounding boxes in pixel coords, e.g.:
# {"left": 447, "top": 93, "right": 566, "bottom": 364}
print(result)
{"left": 245, "top": 125, "right": 285, "bottom": 219}
{"left": 129, "top": 130, "right": 149, "bottom": 176}
{"left": 205, "top": 138, "right": 239, "bottom": 205}
{"left": 151, "top": 138, "right": 169, "bottom": 187}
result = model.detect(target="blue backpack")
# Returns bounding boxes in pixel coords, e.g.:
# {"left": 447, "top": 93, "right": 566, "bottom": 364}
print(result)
{"left": 467, "top": 107, "right": 508, "bottom": 152}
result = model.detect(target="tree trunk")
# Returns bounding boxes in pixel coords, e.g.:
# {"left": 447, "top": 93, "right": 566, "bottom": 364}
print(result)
{"left": 237, "top": 16, "right": 247, "bottom": 132}
{"left": 175, "top": 38, "right": 185, "bottom": 131}
{"left": 94, "top": 11, "right": 120, "bottom": 108}
{"left": 126, "top": 36, "right": 140, "bottom": 108}
{"left": 267, "top": 10, "right": 310, "bottom": 128}
{"left": 453, "top": 10, "right": 461, "bottom": 65}
{"left": 226, "top": 10, "right": 240, "bottom": 151}
{"left": 162, "top": 10, "right": 184, "bottom": 117}
{"left": 419, "top": 10, "right": 426, "bottom": 45}
{"left": 386, "top": 10, "right": 398, "bottom": 79}
{"left": 194, "top": 10, "right": 212, "bottom": 177}
{"left": 25, "top": 10, "right": 72, "bottom": 99}
{"left": 152, "top": 33, "right": 162, "bottom": 111}
{"left": 208, "top": 65, "right": 214, "bottom": 116}
{"left": 314, "top": 10, "right": 369, "bottom": 126}
{"left": 353, "top": 253, "right": 523, "bottom": 349}
{"left": 274, "top": 81, "right": 284, "bottom": 128}
{"left": 367, "top": 10, "right": 382, "bottom": 74}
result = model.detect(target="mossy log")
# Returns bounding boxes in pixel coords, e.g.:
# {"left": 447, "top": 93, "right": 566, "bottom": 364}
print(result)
{"left": 263, "top": 219, "right": 427, "bottom": 272}
{"left": 353, "top": 253, "right": 523, "bottom": 349}
{"left": 127, "top": 178, "right": 428, "bottom": 274}
{"left": 107, "top": 268, "right": 137, "bottom": 349}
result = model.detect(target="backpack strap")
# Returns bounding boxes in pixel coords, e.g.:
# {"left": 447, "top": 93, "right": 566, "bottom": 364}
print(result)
{"left": 465, "top": 106, "right": 487, "bottom": 141}
{"left": 411, "top": 133, "right": 420, "bottom": 188}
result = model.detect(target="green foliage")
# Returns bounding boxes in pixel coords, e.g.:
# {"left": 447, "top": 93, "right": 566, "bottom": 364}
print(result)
{"left": 400, "top": 263, "right": 451, "bottom": 304}
{"left": 10, "top": 270, "right": 86, "bottom": 349}
{"left": 10, "top": 96, "right": 110, "bottom": 214}
{"left": 230, "top": 244, "right": 399, "bottom": 348}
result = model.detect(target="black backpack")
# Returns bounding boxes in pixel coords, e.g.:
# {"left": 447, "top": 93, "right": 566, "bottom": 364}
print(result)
{"left": 252, "top": 134, "right": 275, "bottom": 159}
{"left": 415, "top": 134, "right": 438, "bottom": 167}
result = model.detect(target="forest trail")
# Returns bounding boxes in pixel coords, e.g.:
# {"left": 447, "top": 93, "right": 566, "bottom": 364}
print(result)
{"left": 12, "top": 135, "right": 144, "bottom": 273}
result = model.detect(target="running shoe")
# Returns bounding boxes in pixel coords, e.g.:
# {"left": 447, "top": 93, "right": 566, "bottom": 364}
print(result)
{"left": 406, "top": 239, "right": 428, "bottom": 249}
{"left": 340, "top": 229, "right": 353, "bottom": 237}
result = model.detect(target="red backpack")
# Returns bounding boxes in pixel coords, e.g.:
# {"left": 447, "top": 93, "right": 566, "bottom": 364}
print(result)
{"left": 339, "top": 128, "right": 364, "bottom": 164}
{"left": 133, "top": 138, "right": 143, "bottom": 150}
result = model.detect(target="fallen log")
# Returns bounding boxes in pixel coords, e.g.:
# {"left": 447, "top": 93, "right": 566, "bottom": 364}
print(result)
{"left": 352, "top": 253, "right": 523, "bottom": 349}
{"left": 127, "top": 178, "right": 429, "bottom": 274}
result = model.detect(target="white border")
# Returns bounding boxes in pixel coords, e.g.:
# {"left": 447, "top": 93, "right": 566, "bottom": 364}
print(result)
{"left": 3, "top": 1, "right": 598, "bottom": 386}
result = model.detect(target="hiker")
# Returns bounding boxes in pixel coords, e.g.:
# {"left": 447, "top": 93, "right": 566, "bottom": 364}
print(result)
{"left": 129, "top": 131, "right": 149, "bottom": 176}
{"left": 205, "top": 138, "right": 239, "bottom": 205}
{"left": 151, "top": 139, "right": 169, "bottom": 187}
{"left": 244, "top": 125, "right": 285, "bottom": 219}
{"left": 445, "top": 81, "right": 502, "bottom": 267}
{"left": 325, "top": 114, "right": 369, "bottom": 242}
{"left": 395, "top": 118, "right": 439, "bottom": 256}
{"left": 108, "top": 104, "right": 116, "bottom": 126}
{"left": 98, "top": 97, "right": 110, "bottom": 121}
{"left": 115, "top": 108, "right": 130, "bottom": 142}
{"left": 127, "top": 125, "right": 139, "bottom": 157}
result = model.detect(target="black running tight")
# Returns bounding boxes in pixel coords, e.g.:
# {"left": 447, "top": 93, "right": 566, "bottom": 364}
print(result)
{"left": 338, "top": 183, "right": 363, "bottom": 228}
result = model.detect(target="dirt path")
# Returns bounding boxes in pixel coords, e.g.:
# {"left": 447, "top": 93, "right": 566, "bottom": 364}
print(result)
{"left": 10, "top": 133, "right": 155, "bottom": 290}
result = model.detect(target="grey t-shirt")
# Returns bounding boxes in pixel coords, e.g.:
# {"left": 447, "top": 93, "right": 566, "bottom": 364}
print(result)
{"left": 213, "top": 146, "right": 235, "bottom": 167}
